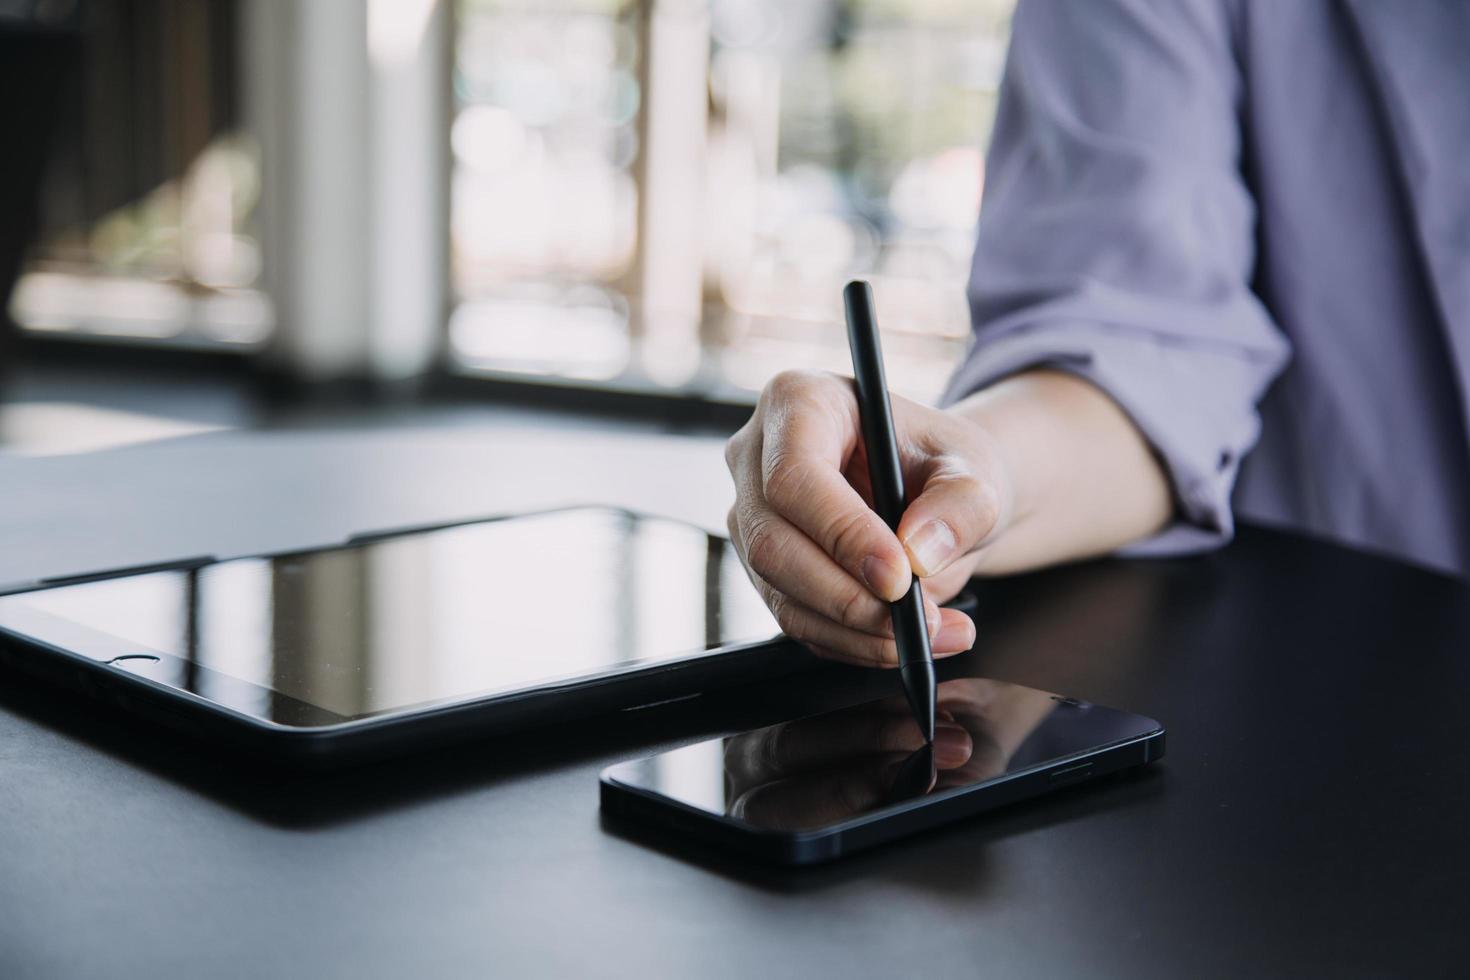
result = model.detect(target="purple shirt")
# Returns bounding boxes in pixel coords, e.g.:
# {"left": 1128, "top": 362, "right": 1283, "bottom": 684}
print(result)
{"left": 943, "top": 1, "right": 1470, "bottom": 575}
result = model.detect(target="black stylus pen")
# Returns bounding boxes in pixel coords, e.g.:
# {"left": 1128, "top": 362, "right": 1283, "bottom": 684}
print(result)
{"left": 842, "top": 279, "right": 937, "bottom": 743}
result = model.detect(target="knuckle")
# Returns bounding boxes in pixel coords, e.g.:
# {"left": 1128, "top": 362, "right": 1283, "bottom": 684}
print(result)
{"left": 863, "top": 635, "right": 899, "bottom": 666}
{"left": 931, "top": 468, "right": 1001, "bottom": 547}
{"left": 770, "top": 592, "right": 802, "bottom": 636}
{"left": 724, "top": 421, "right": 755, "bottom": 473}
{"left": 833, "top": 583, "right": 872, "bottom": 631}
{"left": 760, "top": 451, "right": 808, "bottom": 508}
{"left": 825, "top": 506, "right": 877, "bottom": 563}
{"left": 755, "top": 581, "right": 778, "bottom": 616}
{"left": 744, "top": 519, "right": 784, "bottom": 575}
{"left": 764, "top": 368, "right": 824, "bottom": 405}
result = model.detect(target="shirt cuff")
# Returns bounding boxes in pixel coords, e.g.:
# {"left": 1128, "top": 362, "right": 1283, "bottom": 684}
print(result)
{"left": 940, "top": 320, "right": 1271, "bottom": 556}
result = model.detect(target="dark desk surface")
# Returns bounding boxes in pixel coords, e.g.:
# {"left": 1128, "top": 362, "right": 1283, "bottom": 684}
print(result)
{"left": 2, "top": 426, "right": 1468, "bottom": 978}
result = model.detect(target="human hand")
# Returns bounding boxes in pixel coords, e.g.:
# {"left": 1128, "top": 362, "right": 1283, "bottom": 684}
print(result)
{"left": 725, "top": 370, "right": 1011, "bottom": 666}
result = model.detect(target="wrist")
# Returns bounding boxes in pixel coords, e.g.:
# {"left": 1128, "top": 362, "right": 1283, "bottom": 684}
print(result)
{"left": 943, "top": 368, "right": 1173, "bottom": 572}
{"left": 942, "top": 392, "right": 1029, "bottom": 533}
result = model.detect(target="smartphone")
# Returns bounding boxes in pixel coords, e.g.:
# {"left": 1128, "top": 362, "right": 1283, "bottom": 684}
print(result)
{"left": 600, "top": 678, "right": 1165, "bottom": 865}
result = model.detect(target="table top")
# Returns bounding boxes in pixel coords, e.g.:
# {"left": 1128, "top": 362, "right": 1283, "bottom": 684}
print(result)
{"left": 2, "top": 422, "right": 1467, "bottom": 979}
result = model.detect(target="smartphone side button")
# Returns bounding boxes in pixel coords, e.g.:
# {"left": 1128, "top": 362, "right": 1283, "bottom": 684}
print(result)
{"left": 1049, "top": 761, "right": 1094, "bottom": 783}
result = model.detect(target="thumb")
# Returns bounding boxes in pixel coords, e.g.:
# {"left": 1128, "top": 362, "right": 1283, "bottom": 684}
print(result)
{"left": 895, "top": 461, "right": 1005, "bottom": 578}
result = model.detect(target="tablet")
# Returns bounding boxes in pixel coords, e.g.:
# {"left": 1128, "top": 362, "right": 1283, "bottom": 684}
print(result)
{"left": 0, "top": 507, "right": 794, "bottom": 764}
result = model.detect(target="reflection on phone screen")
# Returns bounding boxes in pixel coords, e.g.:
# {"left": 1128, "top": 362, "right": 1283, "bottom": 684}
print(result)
{"left": 622, "top": 679, "right": 1159, "bottom": 831}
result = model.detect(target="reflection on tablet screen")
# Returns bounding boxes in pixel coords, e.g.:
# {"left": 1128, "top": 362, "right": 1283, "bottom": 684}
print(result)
{"left": 0, "top": 509, "right": 779, "bottom": 722}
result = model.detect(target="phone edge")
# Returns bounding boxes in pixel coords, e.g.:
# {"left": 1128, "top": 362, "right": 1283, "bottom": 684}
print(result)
{"left": 600, "top": 727, "right": 1166, "bottom": 866}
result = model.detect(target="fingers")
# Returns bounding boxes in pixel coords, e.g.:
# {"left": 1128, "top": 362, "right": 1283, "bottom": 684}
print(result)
{"left": 776, "top": 596, "right": 974, "bottom": 668}
{"left": 728, "top": 505, "right": 925, "bottom": 638}
{"left": 745, "top": 561, "right": 975, "bottom": 667}
{"left": 728, "top": 504, "right": 961, "bottom": 652}
{"left": 921, "top": 557, "right": 979, "bottom": 606}
{"left": 895, "top": 455, "right": 1005, "bottom": 578}
{"left": 724, "top": 369, "right": 993, "bottom": 665}
{"left": 756, "top": 372, "right": 912, "bottom": 602}
{"left": 728, "top": 510, "right": 975, "bottom": 664}
{"left": 933, "top": 608, "right": 978, "bottom": 658}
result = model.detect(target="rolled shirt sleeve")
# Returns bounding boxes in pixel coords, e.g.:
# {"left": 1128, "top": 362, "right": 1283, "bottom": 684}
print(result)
{"left": 942, "top": 0, "right": 1291, "bottom": 553}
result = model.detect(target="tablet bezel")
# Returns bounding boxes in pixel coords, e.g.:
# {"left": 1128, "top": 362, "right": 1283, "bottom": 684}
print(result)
{"left": 0, "top": 506, "right": 806, "bottom": 765}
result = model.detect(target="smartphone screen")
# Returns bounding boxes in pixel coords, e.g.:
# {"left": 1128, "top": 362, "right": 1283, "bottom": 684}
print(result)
{"left": 606, "top": 678, "right": 1162, "bottom": 833}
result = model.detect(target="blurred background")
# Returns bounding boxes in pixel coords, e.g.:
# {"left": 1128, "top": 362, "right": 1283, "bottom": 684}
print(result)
{"left": 0, "top": 0, "right": 1014, "bottom": 451}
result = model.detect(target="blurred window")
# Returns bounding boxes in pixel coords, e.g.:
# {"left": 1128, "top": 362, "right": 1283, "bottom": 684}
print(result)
{"left": 8, "top": 1, "right": 271, "bottom": 350}
{"left": 449, "top": 0, "right": 642, "bottom": 382}
{"left": 8, "top": 0, "right": 1015, "bottom": 403}
{"left": 449, "top": 0, "right": 1014, "bottom": 400}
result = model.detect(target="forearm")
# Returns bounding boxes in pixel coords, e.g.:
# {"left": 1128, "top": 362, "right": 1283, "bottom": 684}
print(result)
{"left": 947, "top": 369, "right": 1173, "bottom": 575}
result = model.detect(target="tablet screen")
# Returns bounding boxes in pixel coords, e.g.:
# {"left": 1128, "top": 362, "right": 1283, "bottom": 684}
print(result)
{"left": 0, "top": 509, "right": 780, "bottom": 724}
